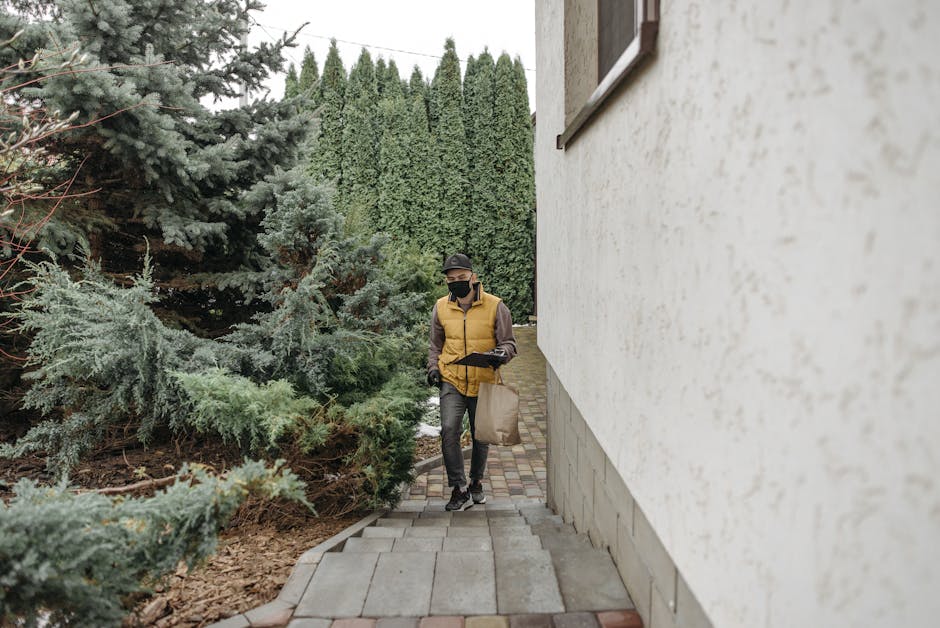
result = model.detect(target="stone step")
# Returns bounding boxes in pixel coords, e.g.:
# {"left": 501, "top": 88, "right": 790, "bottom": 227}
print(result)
{"left": 494, "top": 549, "right": 565, "bottom": 614}
{"left": 430, "top": 551, "right": 497, "bottom": 615}
{"left": 361, "top": 552, "right": 436, "bottom": 617}
{"left": 361, "top": 526, "right": 406, "bottom": 539}
{"left": 530, "top": 521, "right": 580, "bottom": 536}
{"left": 392, "top": 537, "right": 443, "bottom": 552}
{"left": 371, "top": 522, "right": 539, "bottom": 539}
{"left": 551, "top": 549, "right": 634, "bottom": 612}
{"left": 343, "top": 537, "right": 394, "bottom": 553}
{"left": 294, "top": 551, "right": 378, "bottom": 618}
{"left": 536, "top": 529, "right": 595, "bottom": 553}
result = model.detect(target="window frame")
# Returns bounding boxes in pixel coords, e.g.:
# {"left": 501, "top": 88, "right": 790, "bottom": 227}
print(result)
{"left": 556, "top": 0, "right": 660, "bottom": 150}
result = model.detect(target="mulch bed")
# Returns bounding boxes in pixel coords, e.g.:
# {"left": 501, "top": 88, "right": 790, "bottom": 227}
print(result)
{"left": 0, "top": 426, "right": 447, "bottom": 626}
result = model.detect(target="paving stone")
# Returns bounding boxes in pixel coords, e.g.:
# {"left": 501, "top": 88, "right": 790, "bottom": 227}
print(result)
{"left": 419, "top": 617, "right": 464, "bottom": 628}
{"left": 489, "top": 526, "right": 535, "bottom": 537}
{"left": 344, "top": 537, "right": 395, "bottom": 553}
{"left": 386, "top": 512, "right": 419, "bottom": 519}
{"left": 295, "top": 552, "right": 378, "bottom": 618}
{"left": 451, "top": 510, "right": 488, "bottom": 520}
{"left": 511, "top": 498, "right": 546, "bottom": 508}
{"left": 243, "top": 599, "right": 293, "bottom": 626}
{"left": 595, "top": 611, "right": 642, "bottom": 628}
{"left": 278, "top": 562, "right": 317, "bottom": 605}
{"left": 449, "top": 516, "right": 489, "bottom": 527}
{"left": 465, "top": 616, "right": 509, "bottom": 628}
{"left": 376, "top": 519, "right": 414, "bottom": 528}
{"left": 520, "top": 507, "right": 560, "bottom": 525}
{"left": 414, "top": 517, "right": 453, "bottom": 527}
{"left": 550, "top": 550, "right": 632, "bottom": 612}
{"left": 362, "top": 552, "right": 436, "bottom": 617}
{"left": 491, "top": 535, "right": 543, "bottom": 552}
{"left": 447, "top": 526, "right": 492, "bottom": 537}
{"left": 495, "top": 550, "right": 564, "bottom": 614}
{"left": 405, "top": 526, "right": 448, "bottom": 538}
{"left": 486, "top": 510, "right": 523, "bottom": 518}
{"left": 420, "top": 511, "right": 453, "bottom": 519}
{"left": 483, "top": 499, "right": 519, "bottom": 511}
{"left": 488, "top": 516, "right": 528, "bottom": 527}
{"left": 376, "top": 618, "right": 419, "bottom": 628}
{"left": 443, "top": 536, "right": 493, "bottom": 552}
{"left": 509, "top": 614, "right": 554, "bottom": 628}
{"left": 209, "top": 615, "right": 250, "bottom": 628}
{"left": 287, "top": 620, "right": 332, "bottom": 628}
{"left": 362, "top": 526, "right": 407, "bottom": 538}
{"left": 537, "top": 530, "right": 593, "bottom": 553}
{"left": 431, "top": 551, "right": 497, "bottom": 615}
{"left": 530, "top": 522, "right": 577, "bottom": 536}
{"left": 394, "top": 500, "right": 429, "bottom": 512}
{"left": 551, "top": 613, "right": 599, "bottom": 628}
{"left": 393, "top": 537, "right": 444, "bottom": 552}
{"left": 332, "top": 619, "right": 377, "bottom": 628}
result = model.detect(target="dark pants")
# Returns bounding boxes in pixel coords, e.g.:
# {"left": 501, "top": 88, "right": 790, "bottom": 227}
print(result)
{"left": 440, "top": 381, "right": 489, "bottom": 488}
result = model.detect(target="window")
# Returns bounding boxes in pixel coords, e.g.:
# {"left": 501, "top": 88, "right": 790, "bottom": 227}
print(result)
{"left": 558, "top": 0, "right": 659, "bottom": 149}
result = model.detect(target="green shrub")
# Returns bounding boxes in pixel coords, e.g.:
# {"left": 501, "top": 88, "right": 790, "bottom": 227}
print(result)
{"left": 173, "top": 368, "right": 329, "bottom": 453}
{"left": 0, "top": 460, "right": 309, "bottom": 627}
{"left": 4, "top": 170, "right": 429, "bottom": 510}
{"left": 343, "top": 370, "right": 426, "bottom": 507}
{"left": 1, "top": 253, "right": 218, "bottom": 476}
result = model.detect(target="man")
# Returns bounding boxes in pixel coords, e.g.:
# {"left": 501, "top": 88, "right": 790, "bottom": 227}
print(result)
{"left": 427, "top": 253, "right": 517, "bottom": 511}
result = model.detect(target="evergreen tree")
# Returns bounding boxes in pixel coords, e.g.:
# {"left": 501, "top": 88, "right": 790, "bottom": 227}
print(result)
{"left": 340, "top": 48, "right": 379, "bottom": 231}
{"left": 409, "top": 65, "right": 429, "bottom": 101}
{"left": 428, "top": 38, "right": 470, "bottom": 255}
{"left": 1, "top": 461, "right": 308, "bottom": 625}
{"left": 376, "top": 93, "right": 411, "bottom": 238}
{"left": 0, "top": 0, "right": 306, "bottom": 339}
{"left": 298, "top": 45, "right": 321, "bottom": 108}
{"left": 489, "top": 54, "right": 535, "bottom": 317}
{"left": 462, "top": 54, "right": 479, "bottom": 130}
{"left": 383, "top": 59, "right": 404, "bottom": 100}
{"left": 375, "top": 56, "right": 388, "bottom": 97}
{"left": 310, "top": 39, "right": 346, "bottom": 185}
{"left": 463, "top": 49, "right": 499, "bottom": 281}
{"left": 285, "top": 63, "right": 300, "bottom": 98}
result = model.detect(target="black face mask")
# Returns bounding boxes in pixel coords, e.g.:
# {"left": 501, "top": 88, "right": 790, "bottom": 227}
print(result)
{"left": 448, "top": 280, "right": 472, "bottom": 299}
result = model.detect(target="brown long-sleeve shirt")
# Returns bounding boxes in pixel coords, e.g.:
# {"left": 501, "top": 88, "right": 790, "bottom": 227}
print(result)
{"left": 427, "top": 287, "right": 517, "bottom": 374}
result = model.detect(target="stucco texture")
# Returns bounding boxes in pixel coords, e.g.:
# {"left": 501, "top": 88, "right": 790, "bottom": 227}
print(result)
{"left": 535, "top": 1, "right": 940, "bottom": 627}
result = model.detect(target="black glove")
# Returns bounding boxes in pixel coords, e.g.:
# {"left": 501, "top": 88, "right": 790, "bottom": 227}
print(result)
{"left": 483, "top": 348, "right": 509, "bottom": 369}
{"left": 427, "top": 369, "right": 442, "bottom": 388}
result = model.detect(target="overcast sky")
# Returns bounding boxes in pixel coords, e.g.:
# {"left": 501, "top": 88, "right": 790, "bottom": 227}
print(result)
{"left": 247, "top": 0, "right": 537, "bottom": 110}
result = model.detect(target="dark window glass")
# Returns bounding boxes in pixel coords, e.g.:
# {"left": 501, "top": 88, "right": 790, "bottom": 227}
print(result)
{"left": 598, "top": 0, "right": 636, "bottom": 80}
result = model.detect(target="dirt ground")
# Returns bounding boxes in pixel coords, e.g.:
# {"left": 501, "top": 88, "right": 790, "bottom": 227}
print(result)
{"left": 133, "top": 435, "right": 442, "bottom": 626}
{"left": 0, "top": 429, "right": 443, "bottom": 627}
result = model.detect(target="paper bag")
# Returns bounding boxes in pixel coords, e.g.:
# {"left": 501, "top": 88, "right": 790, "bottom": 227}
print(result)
{"left": 475, "top": 373, "right": 521, "bottom": 446}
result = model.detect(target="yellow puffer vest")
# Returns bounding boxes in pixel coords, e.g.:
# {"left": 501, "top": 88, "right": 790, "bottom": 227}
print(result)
{"left": 436, "top": 285, "right": 500, "bottom": 397}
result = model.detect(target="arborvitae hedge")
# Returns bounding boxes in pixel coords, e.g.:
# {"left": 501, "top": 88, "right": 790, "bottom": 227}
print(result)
{"left": 303, "top": 40, "right": 536, "bottom": 318}
{"left": 310, "top": 39, "right": 346, "bottom": 185}
{"left": 340, "top": 49, "right": 380, "bottom": 230}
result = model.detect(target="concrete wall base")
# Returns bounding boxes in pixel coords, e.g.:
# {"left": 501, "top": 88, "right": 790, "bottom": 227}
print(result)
{"left": 546, "top": 362, "right": 712, "bottom": 628}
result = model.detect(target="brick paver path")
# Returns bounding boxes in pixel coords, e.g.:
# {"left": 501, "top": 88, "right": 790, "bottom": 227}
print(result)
{"left": 407, "top": 326, "right": 548, "bottom": 501}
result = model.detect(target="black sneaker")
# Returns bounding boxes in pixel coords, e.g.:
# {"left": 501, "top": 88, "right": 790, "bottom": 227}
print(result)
{"left": 468, "top": 480, "right": 486, "bottom": 504}
{"left": 445, "top": 486, "right": 472, "bottom": 511}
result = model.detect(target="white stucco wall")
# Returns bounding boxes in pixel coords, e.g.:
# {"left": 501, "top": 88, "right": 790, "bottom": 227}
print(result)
{"left": 535, "top": 2, "right": 940, "bottom": 627}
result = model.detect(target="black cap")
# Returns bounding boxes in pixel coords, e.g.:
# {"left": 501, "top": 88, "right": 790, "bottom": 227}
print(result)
{"left": 442, "top": 253, "right": 473, "bottom": 273}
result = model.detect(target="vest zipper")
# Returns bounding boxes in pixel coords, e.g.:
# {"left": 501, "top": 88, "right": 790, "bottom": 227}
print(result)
{"left": 463, "top": 312, "right": 469, "bottom": 388}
